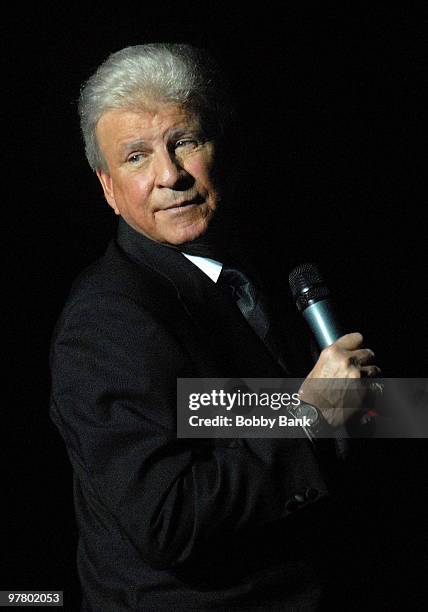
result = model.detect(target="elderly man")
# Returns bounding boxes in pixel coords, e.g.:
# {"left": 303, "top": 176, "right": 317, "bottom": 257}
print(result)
{"left": 50, "top": 43, "right": 377, "bottom": 611}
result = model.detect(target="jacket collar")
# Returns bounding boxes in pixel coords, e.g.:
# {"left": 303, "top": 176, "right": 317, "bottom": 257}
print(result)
{"left": 114, "top": 219, "right": 287, "bottom": 377}
{"left": 116, "top": 218, "right": 223, "bottom": 306}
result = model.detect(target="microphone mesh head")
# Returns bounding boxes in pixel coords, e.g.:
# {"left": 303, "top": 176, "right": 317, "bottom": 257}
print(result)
{"left": 289, "top": 263, "right": 330, "bottom": 311}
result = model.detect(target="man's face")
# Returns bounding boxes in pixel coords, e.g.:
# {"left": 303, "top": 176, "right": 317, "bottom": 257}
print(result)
{"left": 96, "top": 104, "right": 221, "bottom": 245}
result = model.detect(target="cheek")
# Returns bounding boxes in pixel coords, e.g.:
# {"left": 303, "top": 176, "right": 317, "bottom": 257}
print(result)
{"left": 186, "top": 158, "right": 217, "bottom": 191}
{"left": 117, "top": 174, "right": 153, "bottom": 209}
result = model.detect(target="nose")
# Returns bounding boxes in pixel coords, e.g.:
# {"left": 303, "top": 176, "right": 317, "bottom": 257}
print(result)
{"left": 154, "top": 148, "right": 188, "bottom": 189}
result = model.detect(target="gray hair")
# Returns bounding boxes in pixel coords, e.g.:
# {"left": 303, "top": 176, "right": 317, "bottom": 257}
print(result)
{"left": 78, "top": 43, "right": 233, "bottom": 172}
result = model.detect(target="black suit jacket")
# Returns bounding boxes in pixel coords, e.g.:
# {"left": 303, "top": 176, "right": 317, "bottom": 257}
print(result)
{"left": 50, "top": 220, "right": 341, "bottom": 611}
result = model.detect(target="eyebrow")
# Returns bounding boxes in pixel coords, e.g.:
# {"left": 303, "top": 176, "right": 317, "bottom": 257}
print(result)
{"left": 119, "top": 139, "right": 147, "bottom": 154}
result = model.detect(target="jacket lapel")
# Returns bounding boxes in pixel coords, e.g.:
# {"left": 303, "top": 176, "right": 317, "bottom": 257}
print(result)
{"left": 114, "top": 220, "right": 287, "bottom": 378}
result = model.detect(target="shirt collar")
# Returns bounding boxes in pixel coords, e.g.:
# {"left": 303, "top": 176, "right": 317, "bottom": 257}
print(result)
{"left": 181, "top": 253, "right": 223, "bottom": 283}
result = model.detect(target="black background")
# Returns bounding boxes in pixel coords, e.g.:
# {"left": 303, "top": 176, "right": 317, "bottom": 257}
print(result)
{"left": 4, "top": 3, "right": 427, "bottom": 610}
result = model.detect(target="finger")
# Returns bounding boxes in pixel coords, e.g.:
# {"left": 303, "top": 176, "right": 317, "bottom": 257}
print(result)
{"left": 349, "top": 348, "right": 375, "bottom": 367}
{"left": 360, "top": 365, "right": 381, "bottom": 378}
{"left": 334, "top": 332, "right": 364, "bottom": 350}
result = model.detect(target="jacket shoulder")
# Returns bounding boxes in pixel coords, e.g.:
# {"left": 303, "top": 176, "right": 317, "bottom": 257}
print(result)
{"left": 50, "top": 239, "right": 176, "bottom": 352}
{"left": 67, "top": 239, "right": 167, "bottom": 306}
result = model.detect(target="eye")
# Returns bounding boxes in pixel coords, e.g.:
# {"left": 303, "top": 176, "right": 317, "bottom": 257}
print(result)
{"left": 127, "top": 153, "right": 146, "bottom": 164}
{"left": 175, "top": 139, "right": 198, "bottom": 151}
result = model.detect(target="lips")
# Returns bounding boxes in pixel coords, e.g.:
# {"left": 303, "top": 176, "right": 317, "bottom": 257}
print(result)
{"left": 162, "top": 195, "right": 204, "bottom": 211}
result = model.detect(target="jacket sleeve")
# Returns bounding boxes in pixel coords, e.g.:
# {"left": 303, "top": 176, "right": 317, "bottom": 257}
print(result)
{"left": 50, "top": 290, "right": 329, "bottom": 570}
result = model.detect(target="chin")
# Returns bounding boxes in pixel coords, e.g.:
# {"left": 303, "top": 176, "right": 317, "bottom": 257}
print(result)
{"left": 168, "top": 226, "right": 208, "bottom": 245}
{"left": 168, "top": 214, "right": 214, "bottom": 245}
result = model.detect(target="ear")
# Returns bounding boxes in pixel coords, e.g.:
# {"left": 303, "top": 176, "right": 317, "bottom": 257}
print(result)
{"left": 96, "top": 169, "right": 121, "bottom": 215}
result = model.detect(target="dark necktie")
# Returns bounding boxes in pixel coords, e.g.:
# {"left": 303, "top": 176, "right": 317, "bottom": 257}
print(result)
{"left": 217, "top": 263, "right": 291, "bottom": 375}
{"left": 218, "top": 264, "right": 270, "bottom": 342}
{"left": 217, "top": 263, "right": 270, "bottom": 342}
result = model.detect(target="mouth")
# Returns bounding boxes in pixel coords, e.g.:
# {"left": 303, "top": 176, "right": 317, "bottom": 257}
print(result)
{"left": 162, "top": 195, "right": 205, "bottom": 211}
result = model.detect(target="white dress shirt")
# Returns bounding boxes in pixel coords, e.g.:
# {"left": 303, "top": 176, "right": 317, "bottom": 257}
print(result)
{"left": 182, "top": 253, "right": 223, "bottom": 283}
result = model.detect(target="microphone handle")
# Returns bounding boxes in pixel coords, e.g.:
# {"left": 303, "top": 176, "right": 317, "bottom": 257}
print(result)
{"left": 302, "top": 298, "right": 345, "bottom": 350}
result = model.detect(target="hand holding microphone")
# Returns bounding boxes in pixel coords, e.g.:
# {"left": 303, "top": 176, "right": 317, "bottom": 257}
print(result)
{"left": 299, "top": 332, "right": 380, "bottom": 427}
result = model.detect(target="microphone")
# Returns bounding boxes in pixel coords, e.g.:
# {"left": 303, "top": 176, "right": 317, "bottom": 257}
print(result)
{"left": 289, "top": 262, "right": 379, "bottom": 439}
{"left": 288, "top": 262, "right": 345, "bottom": 350}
